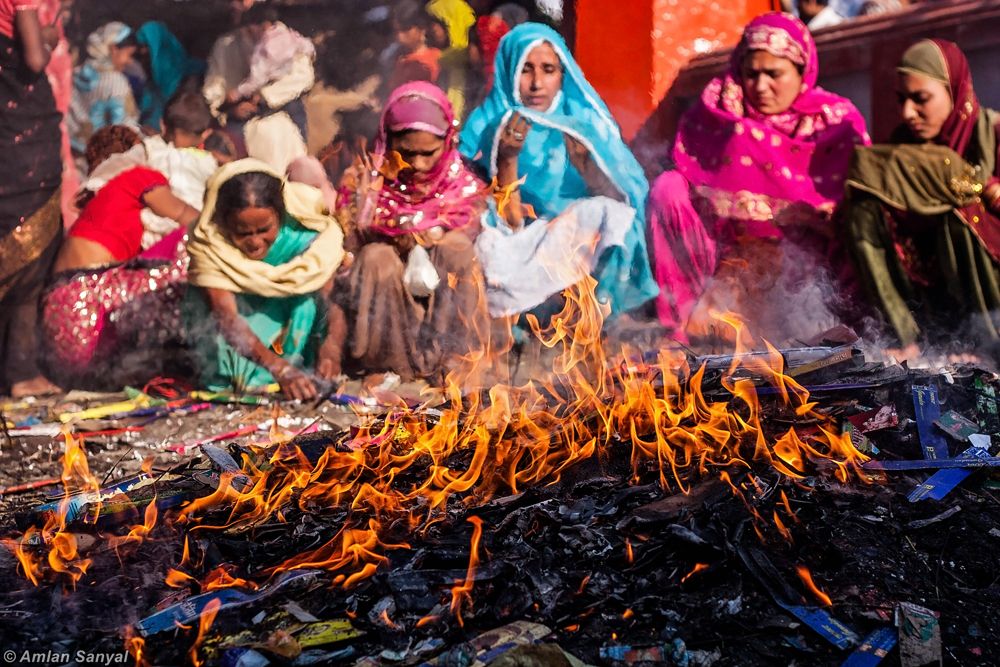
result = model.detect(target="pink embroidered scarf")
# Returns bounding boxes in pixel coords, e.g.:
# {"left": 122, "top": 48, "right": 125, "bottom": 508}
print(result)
{"left": 367, "top": 82, "right": 485, "bottom": 237}
{"left": 673, "top": 12, "right": 869, "bottom": 214}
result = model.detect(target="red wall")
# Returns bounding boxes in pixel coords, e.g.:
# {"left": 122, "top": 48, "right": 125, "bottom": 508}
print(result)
{"left": 573, "top": 0, "right": 776, "bottom": 140}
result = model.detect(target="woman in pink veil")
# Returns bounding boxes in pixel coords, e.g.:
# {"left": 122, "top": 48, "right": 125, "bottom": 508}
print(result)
{"left": 331, "top": 81, "right": 490, "bottom": 382}
{"left": 649, "top": 12, "right": 869, "bottom": 342}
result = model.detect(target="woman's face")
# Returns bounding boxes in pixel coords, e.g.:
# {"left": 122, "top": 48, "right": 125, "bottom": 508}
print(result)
{"left": 110, "top": 43, "right": 137, "bottom": 71}
{"left": 896, "top": 71, "right": 953, "bottom": 141}
{"left": 519, "top": 42, "right": 563, "bottom": 111}
{"left": 740, "top": 50, "right": 804, "bottom": 115}
{"left": 389, "top": 130, "right": 446, "bottom": 177}
{"left": 225, "top": 206, "right": 281, "bottom": 260}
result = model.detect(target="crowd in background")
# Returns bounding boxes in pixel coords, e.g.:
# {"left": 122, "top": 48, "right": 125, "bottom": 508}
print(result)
{"left": 1, "top": 0, "right": 996, "bottom": 402}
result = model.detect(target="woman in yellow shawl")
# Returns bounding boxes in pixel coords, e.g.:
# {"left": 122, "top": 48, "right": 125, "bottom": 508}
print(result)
{"left": 185, "top": 159, "right": 344, "bottom": 400}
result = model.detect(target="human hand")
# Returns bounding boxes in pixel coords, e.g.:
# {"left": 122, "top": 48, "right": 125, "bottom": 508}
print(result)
{"left": 985, "top": 182, "right": 1000, "bottom": 215}
{"left": 354, "top": 151, "right": 384, "bottom": 230}
{"left": 315, "top": 338, "right": 343, "bottom": 380}
{"left": 564, "top": 134, "right": 591, "bottom": 175}
{"left": 41, "top": 24, "right": 59, "bottom": 50}
{"left": 497, "top": 112, "right": 531, "bottom": 163}
{"left": 230, "top": 97, "right": 259, "bottom": 121}
{"left": 273, "top": 361, "right": 318, "bottom": 401}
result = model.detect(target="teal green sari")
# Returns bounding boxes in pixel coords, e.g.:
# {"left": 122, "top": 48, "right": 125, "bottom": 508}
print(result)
{"left": 186, "top": 216, "right": 326, "bottom": 392}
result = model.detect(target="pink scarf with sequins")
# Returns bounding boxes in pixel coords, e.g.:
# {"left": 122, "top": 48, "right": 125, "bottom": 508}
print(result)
{"left": 366, "top": 82, "right": 486, "bottom": 237}
{"left": 673, "top": 12, "right": 869, "bottom": 214}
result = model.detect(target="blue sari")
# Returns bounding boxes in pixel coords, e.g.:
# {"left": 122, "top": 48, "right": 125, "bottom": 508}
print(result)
{"left": 135, "top": 22, "right": 205, "bottom": 128}
{"left": 186, "top": 215, "right": 324, "bottom": 392}
{"left": 459, "top": 23, "right": 658, "bottom": 317}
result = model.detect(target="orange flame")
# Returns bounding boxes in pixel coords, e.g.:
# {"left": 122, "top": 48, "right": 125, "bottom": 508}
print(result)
{"left": 2, "top": 431, "right": 99, "bottom": 588}
{"left": 796, "top": 565, "right": 833, "bottom": 607}
{"left": 450, "top": 516, "right": 484, "bottom": 627}
{"left": 772, "top": 510, "right": 794, "bottom": 543}
{"left": 166, "top": 568, "right": 198, "bottom": 588}
{"left": 188, "top": 598, "right": 222, "bottom": 667}
{"left": 778, "top": 490, "right": 799, "bottom": 523}
{"left": 681, "top": 562, "right": 710, "bottom": 583}
{"left": 166, "top": 275, "right": 869, "bottom": 598}
{"left": 123, "top": 626, "right": 149, "bottom": 667}
{"left": 201, "top": 565, "right": 259, "bottom": 592}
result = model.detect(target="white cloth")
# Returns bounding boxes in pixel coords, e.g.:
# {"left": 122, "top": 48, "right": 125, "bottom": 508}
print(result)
{"left": 244, "top": 111, "right": 308, "bottom": 174}
{"left": 140, "top": 136, "right": 217, "bottom": 249}
{"left": 235, "top": 22, "right": 316, "bottom": 100}
{"left": 806, "top": 6, "right": 846, "bottom": 31}
{"left": 475, "top": 196, "right": 633, "bottom": 317}
{"left": 203, "top": 25, "right": 315, "bottom": 123}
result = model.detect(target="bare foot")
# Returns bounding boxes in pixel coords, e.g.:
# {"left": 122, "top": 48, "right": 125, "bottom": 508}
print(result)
{"left": 10, "top": 375, "right": 62, "bottom": 399}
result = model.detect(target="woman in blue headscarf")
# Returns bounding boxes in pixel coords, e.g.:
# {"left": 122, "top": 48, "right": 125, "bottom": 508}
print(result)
{"left": 135, "top": 21, "right": 205, "bottom": 129}
{"left": 460, "top": 22, "right": 657, "bottom": 320}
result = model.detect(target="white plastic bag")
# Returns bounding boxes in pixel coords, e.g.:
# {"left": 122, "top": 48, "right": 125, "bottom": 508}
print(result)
{"left": 403, "top": 245, "right": 440, "bottom": 298}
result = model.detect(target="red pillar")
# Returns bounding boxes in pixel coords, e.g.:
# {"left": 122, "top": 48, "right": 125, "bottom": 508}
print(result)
{"left": 573, "top": 0, "right": 776, "bottom": 140}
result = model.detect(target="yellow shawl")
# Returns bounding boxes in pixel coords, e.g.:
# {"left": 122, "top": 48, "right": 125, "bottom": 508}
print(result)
{"left": 187, "top": 159, "right": 344, "bottom": 296}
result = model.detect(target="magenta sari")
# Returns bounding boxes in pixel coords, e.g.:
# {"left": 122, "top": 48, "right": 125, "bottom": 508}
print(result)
{"left": 649, "top": 12, "right": 869, "bottom": 336}
{"left": 41, "top": 228, "right": 188, "bottom": 384}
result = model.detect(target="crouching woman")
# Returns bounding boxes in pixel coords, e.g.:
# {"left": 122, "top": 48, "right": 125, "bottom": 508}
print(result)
{"left": 185, "top": 159, "right": 344, "bottom": 400}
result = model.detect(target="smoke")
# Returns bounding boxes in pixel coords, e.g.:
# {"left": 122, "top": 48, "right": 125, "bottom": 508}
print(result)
{"left": 688, "top": 236, "right": 844, "bottom": 349}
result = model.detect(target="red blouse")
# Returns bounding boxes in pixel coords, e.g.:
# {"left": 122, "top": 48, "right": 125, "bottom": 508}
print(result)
{"left": 0, "top": 0, "right": 38, "bottom": 39}
{"left": 68, "top": 166, "right": 169, "bottom": 262}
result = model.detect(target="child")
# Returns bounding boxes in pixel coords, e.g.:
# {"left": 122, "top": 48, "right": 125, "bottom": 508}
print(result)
{"left": 387, "top": 0, "right": 442, "bottom": 92}
{"left": 142, "top": 91, "right": 220, "bottom": 249}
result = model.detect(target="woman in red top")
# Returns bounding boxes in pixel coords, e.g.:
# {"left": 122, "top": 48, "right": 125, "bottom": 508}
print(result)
{"left": 42, "top": 126, "right": 200, "bottom": 388}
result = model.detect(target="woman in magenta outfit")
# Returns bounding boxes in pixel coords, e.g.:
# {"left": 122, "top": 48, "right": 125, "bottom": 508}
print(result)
{"left": 648, "top": 12, "right": 869, "bottom": 341}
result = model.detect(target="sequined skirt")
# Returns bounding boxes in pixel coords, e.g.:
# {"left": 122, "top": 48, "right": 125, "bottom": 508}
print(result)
{"left": 41, "top": 231, "right": 188, "bottom": 383}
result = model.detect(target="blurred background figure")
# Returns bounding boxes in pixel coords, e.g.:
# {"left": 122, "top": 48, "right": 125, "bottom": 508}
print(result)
{"left": 134, "top": 20, "right": 205, "bottom": 129}
{"left": 67, "top": 21, "right": 139, "bottom": 161}
{"left": 798, "top": 0, "right": 845, "bottom": 30}
{"left": 0, "top": 0, "right": 64, "bottom": 397}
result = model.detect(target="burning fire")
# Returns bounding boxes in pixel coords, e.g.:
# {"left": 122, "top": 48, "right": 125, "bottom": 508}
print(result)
{"left": 2, "top": 266, "right": 870, "bottom": 650}
{"left": 123, "top": 626, "right": 148, "bottom": 667}
{"left": 681, "top": 562, "right": 710, "bottom": 584}
{"left": 166, "top": 275, "right": 868, "bottom": 606}
{"left": 2, "top": 431, "right": 100, "bottom": 588}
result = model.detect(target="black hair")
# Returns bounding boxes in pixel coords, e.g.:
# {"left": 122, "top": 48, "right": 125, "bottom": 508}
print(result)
{"left": 116, "top": 32, "right": 138, "bottom": 49}
{"left": 163, "top": 90, "right": 213, "bottom": 135}
{"left": 204, "top": 130, "right": 238, "bottom": 159}
{"left": 215, "top": 171, "right": 285, "bottom": 227}
{"left": 392, "top": 0, "right": 433, "bottom": 31}
{"left": 242, "top": 2, "right": 279, "bottom": 27}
